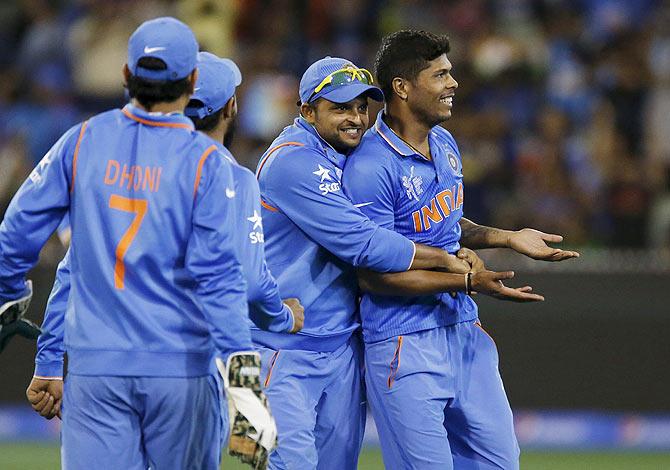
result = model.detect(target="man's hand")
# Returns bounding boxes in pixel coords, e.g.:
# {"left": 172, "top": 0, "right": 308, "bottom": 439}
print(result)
{"left": 439, "top": 252, "right": 471, "bottom": 274}
{"left": 471, "top": 270, "right": 545, "bottom": 302}
{"left": 456, "top": 248, "right": 485, "bottom": 273}
{"left": 508, "top": 229, "right": 580, "bottom": 261}
{"left": 216, "top": 353, "right": 277, "bottom": 469}
{"left": 284, "top": 298, "right": 304, "bottom": 334}
{"left": 26, "top": 377, "right": 62, "bottom": 420}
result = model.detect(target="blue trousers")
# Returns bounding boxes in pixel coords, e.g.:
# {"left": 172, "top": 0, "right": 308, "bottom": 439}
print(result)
{"left": 258, "top": 338, "right": 365, "bottom": 470}
{"left": 365, "top": 321, "right": 520, "bottom": 470}
{"left": 61, "top": 374, "right": 223, "bottom": 470}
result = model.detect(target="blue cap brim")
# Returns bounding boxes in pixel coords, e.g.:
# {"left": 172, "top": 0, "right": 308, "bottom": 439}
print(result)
{"left": 313, "top": 83, "right": 384, "bottom": 104}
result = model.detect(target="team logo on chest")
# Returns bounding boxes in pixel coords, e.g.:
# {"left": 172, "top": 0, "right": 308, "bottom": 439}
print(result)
{"left": 410, "top": 182, "right": 464, "bottom": 232}
{"left": 447, "top": 152, "right": 459, "bottom": 173}
{"left": 401, "top": 166, "right": 424, "bottom": 201}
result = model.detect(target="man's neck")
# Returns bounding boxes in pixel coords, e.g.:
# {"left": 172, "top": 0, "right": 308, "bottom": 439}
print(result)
{"left": 383, "top": 104, "right": 433, "bottom": 159}
{"left": 207, "top": 125, "right": 227, "bottom": 146}
{"left": 131, "top": 96, "right": 189, "bottom": 114}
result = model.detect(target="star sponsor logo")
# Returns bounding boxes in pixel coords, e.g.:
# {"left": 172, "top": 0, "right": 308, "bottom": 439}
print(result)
{"left": 313, "top": 164, "right": 340, "bottom": 195}
{"left": 226, "top": 188, "right": 236, "bottom": 198}
{"left": 247, "top": 210, "right": 263, "bottom": 230}
{"left": 247, "top": 210, "right": 264, "bottom": 244}
{"left": 313, "top": 164, "right": 332, "bottom": 182}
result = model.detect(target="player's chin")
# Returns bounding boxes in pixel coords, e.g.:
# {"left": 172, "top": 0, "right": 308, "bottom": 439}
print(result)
{"left": 338, "top": 130, "right": 363, "bottom": 148}
{"left": 438, "top": 108, "right": 452, "bottom": 121}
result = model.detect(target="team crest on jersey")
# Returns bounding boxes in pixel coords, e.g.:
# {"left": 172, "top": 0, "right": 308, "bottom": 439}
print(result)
{"left": 447, "top": 152, "right": 459, "bottom": 173}
{"left": 401, "top": 165, "right": 424, "bottom": 201}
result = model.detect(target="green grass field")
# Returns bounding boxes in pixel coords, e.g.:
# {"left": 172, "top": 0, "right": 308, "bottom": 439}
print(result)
{"left": 1, "top": 443, "right": 669, "bottom": 469}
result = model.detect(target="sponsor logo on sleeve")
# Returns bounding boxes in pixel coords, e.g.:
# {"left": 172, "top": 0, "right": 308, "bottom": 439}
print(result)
{"left": 314, "top": 164, "right": 341, "bottom": 195}
{"left": 247, "top": 210, "right": 264, "bottom": 244}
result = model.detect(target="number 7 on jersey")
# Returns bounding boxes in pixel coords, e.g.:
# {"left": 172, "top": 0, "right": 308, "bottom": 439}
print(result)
{"left": 109, "top": 195, "right": 148, "bottom": 289}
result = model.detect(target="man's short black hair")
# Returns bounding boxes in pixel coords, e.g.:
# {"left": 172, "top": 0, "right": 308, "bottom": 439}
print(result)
{"left": 374, "top": 30, "right": 450, "bottom": 102}
{"left": 126, "top": 57, "right": 193, "bottom": 109}
{"left": 187, "top": 99, "right": 224, "bottom": 132}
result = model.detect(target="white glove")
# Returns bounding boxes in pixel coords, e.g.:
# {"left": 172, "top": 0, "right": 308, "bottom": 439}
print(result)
{"left": 216, "top": 352, "right": 277, "bottom": 469}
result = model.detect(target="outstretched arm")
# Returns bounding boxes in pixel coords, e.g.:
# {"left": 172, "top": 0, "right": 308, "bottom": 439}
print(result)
{"left": 459, "top": 218, "right": 580, "bottom": 261}
{"left": 357, "top": 248, "right": 544, "bottom": 302}
{"left": 358, "top": 268, "right": 543, "bottom": 302}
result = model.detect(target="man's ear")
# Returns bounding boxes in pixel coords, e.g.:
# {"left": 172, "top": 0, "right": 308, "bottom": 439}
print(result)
{"left": 391, "top": 77, "right": 409, "bottom": 101}
{"left": 223, "top": 95, "right": 237, "bottom": 119}
{"left": 187, "top": 68, "right": 199, "bottom": 95}
{"left": 300, "top": 102, "right": 316, "bottom": 124}
{"left": 122, "top": 64, "right": 131, "bottom": 86}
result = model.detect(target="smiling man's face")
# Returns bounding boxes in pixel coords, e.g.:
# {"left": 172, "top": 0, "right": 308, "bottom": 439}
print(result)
{"left": 407, "top": 54, "right": 458, "bottom": 127}
{"left": 303, "top": 95, "right": 370, "bottom": 154}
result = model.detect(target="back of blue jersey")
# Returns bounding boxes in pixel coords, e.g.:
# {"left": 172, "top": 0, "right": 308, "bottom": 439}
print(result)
{"left": 0, "top": 104, "right": 251, "bottom": 376}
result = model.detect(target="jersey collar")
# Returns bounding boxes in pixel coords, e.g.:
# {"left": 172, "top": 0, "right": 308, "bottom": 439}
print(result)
{"left": 373, "top": 110, "right": 430, "bottom": 161}
{"left": 122, "top": 103, "right": 195, "bottom": 131}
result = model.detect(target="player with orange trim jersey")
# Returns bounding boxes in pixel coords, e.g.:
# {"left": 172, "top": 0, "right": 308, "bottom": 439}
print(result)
{"left": 343, "top": 30, "right": 578, "bottom": 470}
{"left": 0, "top": 17, "right": 275, "bottom": 470}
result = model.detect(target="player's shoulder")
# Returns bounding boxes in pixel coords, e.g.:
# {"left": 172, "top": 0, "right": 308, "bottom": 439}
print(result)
{"left": 351, "top": 129, "right": 391, "bottom": 162}
{"left": 232, "top": 163, "right": 260, "bottom": 196}
{"left": 431, "top": 125, "right": 460, "bottom": 154}
{"left": 189, "top": 133, "right": 232, "bottom": 164}
{"left": 257, "top": 133, "right": 325, "bottom": 183}
{"left": 345, "top": 130, "right": 397, "bottom": 180}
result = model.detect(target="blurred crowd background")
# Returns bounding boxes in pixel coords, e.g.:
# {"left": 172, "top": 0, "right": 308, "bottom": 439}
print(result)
{"left": 2, "top": 2, "right": 670, "bottom": 454}
{"left": 1, "top": 0, "right": 669, "bottom": 252}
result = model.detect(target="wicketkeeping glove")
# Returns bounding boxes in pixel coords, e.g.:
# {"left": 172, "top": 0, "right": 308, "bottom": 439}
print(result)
{"left": 216, "top": 352, "right": 278, "bottom": 469}
{"left": 0, "top": 281, "right": 40, "bottom": 353}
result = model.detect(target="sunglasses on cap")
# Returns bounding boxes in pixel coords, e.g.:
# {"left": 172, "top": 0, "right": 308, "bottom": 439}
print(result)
{"left": 308, "top": 66, "right": 374, "bottom": 102}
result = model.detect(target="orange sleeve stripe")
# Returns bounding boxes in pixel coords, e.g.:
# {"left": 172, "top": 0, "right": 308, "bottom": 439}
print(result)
{"left": 70, "top": 120, "right": 89, "bottom": 193}
{"left": 264, "top": 350, "right": 281, "bottom": 388}
{"left": 193, "top": 145, "right": 219, "bottom": 199}
{"left": 122, "top": 108, "right": 193, "bottom": 129}
{"left": 260, "top": 200, "right": 278, "bottom": 212}
{"left": 255, "top": 141, "right": 305, "bottom": 180}
{"left": 387, "top": 335, "right": 404, "bottom": 388}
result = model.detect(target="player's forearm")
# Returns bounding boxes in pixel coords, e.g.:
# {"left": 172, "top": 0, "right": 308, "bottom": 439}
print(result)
{"left": 357, "top": 268, "right": 466, "bottom": 296}
{"left": 409, "top": 243, "right": 455, "bottom": 270}
{"left": 458, "top": 218, "right": 513, "bottom": 249}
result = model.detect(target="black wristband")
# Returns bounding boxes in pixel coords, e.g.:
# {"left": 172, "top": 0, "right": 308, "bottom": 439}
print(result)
{"left": 466, "top": 272, "right": 473, "bottom": 295}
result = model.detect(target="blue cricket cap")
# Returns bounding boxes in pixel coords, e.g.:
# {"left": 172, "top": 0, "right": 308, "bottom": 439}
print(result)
{"left": 185, "top": 52, "right": 242, "bottom": 119}
{"left": 128, "top": 17, "right": 198, "bottom": 81}
{"left": 299, "top": 57, "right": 384, "bottom": 104}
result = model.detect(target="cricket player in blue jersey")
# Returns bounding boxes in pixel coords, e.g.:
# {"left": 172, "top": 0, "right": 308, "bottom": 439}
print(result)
{"left": 343, "top": 30, "right": 579, "bottom": 470}
{"left": 28, "top": 50, "right": 303, "bottom": 467}
{"left": 252, "top": 56, "right": 528, "bottom": 470}
{"left": 0, "top": 17, "right": 277, "bottom": 469}
{"left": 186, "top": 52, "right": 305, "bottom": 335}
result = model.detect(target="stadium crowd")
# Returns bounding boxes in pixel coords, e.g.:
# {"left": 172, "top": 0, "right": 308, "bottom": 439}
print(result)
{"left": 1, "top": 0, "right": 669, "bottom": 249}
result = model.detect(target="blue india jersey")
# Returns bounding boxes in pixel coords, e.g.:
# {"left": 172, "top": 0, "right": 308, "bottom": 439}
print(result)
{"left": 253, "top": 117, "right": 416, "bottom": 352}
{"left": 342, "top": 111, "right": 478, "bottom": 343}
{"left": 0, "top": 103, "right": 252, "bottom": 377}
